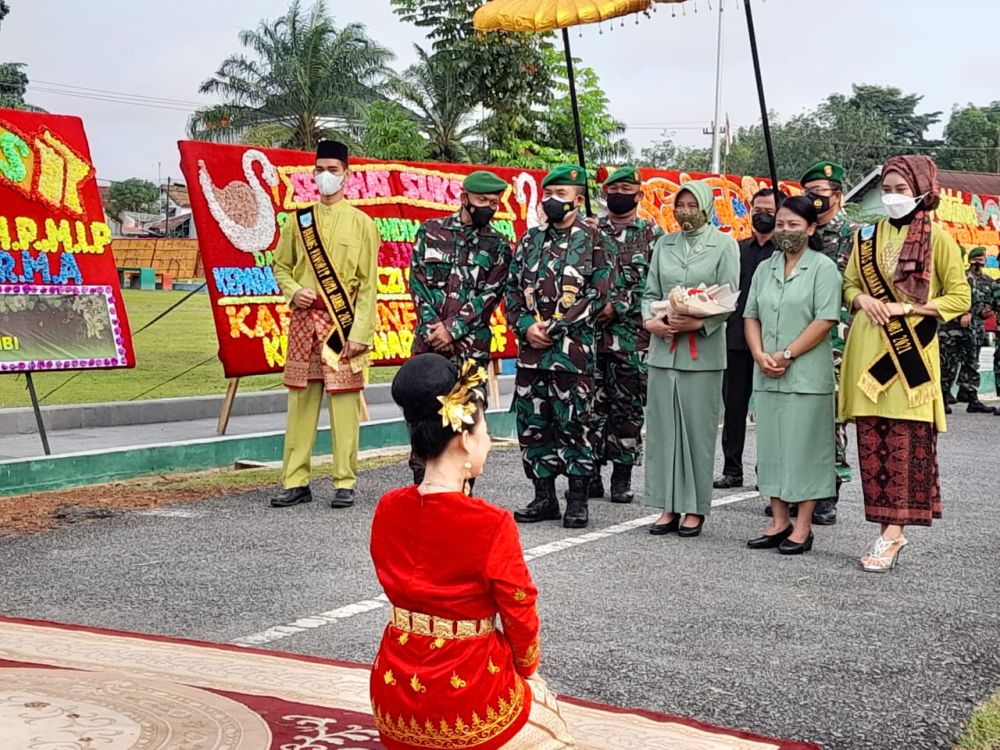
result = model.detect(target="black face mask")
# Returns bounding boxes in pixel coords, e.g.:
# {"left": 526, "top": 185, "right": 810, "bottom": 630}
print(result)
{"left": 807, "top": 192, "right": 831, "bottom": 216}
{"left": 464, "top": 202, "right": 496, "bottom": 229}
{"left": 606, "top": 192, "right": 639, "bottom": 216}
{"left": 543, "top": 197, "right": 576, "bottom": 224}
{"left": 751, "top": 212, "right": 776, "bottom": 234}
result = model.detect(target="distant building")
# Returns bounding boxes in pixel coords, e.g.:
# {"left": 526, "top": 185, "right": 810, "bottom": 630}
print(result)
{"left": 98, "top": 181, "right": 197, "bottom": 239}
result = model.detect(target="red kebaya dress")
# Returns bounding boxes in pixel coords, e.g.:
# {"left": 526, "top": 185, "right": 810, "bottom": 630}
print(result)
{"left": 370, "top": 486, "right": 541, "bottom": 750}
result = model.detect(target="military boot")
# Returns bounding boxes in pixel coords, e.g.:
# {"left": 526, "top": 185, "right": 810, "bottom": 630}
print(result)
{"left": 967, "top": 399, "right": 996, "bottom": 414}
{"left": 514, "top": 478, "right": 561, "bottom": 523}
{"left": 565, "top": 469, "right": 605, "bottom": 500}
{"left": 610, "top": 463, "right": 634, "bottom": 504}
{"left": 563, "top": 476, "right": 590, "bottom": 529}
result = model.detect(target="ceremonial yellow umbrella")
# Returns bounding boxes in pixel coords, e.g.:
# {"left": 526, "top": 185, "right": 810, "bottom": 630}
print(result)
{"left": 473, "top": 0, "right": 781, "bottom": 207}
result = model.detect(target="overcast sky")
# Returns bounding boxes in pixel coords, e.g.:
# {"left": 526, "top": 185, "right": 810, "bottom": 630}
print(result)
{"left": 2, "top": 0, "right": 994, "bottom": 183}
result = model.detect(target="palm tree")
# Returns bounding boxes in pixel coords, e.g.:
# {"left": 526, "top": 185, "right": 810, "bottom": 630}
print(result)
{"left": 389, "top": 46, "right": 481, "bottom": 163}
{"left": 188, "top": 0, "right": 393, "bottom": 151}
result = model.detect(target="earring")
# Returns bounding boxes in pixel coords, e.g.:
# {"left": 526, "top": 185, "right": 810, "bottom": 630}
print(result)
{"left": 463, "top": 461, "right": 473, "bottom": 495}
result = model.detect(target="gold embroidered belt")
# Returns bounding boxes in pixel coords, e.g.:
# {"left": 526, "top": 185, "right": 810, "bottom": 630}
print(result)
{"left": 390, "top": 606, "right": 495, "bottom": 639}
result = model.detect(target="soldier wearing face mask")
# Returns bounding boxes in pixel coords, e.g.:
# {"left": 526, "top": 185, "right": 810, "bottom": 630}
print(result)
{"left": 715, "top": 187, "right": 777, "bottom": 490}
{"left": 506, "top": 164, "right": 615, "bottom": 529}
{"left": 584, "top": 166, "right": 664, "bottom": 504}
{"left": 408, "top": 170, "right": 515, "bottom": 483}
{"left": 270, "top": 140, "right": 380, "bottom": 511}
{"left": 940, "top": 247, "right": 996, "bottom": 414}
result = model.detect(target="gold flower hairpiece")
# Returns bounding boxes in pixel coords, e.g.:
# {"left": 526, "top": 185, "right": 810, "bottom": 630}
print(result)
{"left": 437, "top": 360, "right": 488, "bottom": 432}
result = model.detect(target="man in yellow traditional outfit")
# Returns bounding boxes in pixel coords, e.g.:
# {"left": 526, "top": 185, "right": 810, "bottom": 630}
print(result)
{"left": 270, "top": 140, "right": 379, "bottom": 510}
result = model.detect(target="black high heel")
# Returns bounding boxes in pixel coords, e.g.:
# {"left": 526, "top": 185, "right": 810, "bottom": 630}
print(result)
{"left": 747, "top": 524, "right": 793, "bottom": 549}
{"left": 677, "top": 515, "right": 705, "bottom": 538}
{"left": 649, "top": 516, "right": 680, "bottom": 535}
{"left": 778, "top": 533, "right": 814, "bottom": 555}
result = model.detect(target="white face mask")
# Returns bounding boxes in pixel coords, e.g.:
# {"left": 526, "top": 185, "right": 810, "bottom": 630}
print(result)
{"left": 315, "top": 171, "right": 345, "bottom": 197}
{"left": 881, "top": 192, "right": 924, "bottom": 220}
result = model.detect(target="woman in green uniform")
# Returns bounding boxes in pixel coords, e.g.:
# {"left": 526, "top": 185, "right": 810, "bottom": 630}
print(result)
{"left": 642, "top": 180, "right": 739, "bottom": 537}
{"left": 744, "top": 196, "right": 842, "bottom": 554}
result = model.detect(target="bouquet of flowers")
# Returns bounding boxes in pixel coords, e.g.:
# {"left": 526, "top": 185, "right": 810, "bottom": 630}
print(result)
{"left": 649, "top": 283, "right": 740, "bottom": 360}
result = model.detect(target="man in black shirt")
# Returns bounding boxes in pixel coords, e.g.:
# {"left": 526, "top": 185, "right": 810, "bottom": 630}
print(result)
{"left": 714, "top": 188, "right": 777, "bottom": 489}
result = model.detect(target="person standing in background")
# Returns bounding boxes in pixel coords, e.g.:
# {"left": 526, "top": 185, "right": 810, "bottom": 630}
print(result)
{"left": 590, "top": 166, "right": 663, "bottom": 504}
{"left": 408, "top": 170, "right": 515, "bottom": 483}
{"left": 270, "top": 140, "right": 379, "bottom": 511}
{"left": 715, "top": 187, "right": 777, "bottom": 490}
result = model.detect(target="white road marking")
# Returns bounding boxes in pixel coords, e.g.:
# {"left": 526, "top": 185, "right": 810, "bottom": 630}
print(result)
{"left": 232, "top": 489, "right": 759, "bottom": 646}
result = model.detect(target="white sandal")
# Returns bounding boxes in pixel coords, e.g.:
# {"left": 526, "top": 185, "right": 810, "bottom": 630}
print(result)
{"left": 860, "top": 535, "right": 908, "bottom": 573}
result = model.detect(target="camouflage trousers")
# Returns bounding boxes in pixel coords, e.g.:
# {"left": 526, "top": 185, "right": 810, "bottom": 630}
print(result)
{"left": 995, "top": 343, "right": 1000, "bottom": 396}
{"left": 592, "top": 352, "right": 647, "bottom": 467}
{"left": 513, "top": 368, "right": 596, "bottom": 480}
{"left": 940, "top": 328, "right": 980, "bottom": 397}
{"left": 832, "top": 348, "right": 849, "bottom": 481}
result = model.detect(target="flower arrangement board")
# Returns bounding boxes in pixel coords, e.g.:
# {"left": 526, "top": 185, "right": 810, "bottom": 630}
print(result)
{"left": 0, "top": 109, "right": 134, "bottom": 373}
{"left": 178, "top": 141, "right": 548, "bottom": 378}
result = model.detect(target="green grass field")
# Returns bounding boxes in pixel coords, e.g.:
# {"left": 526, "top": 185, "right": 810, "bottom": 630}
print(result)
{"left": 0, "top": 290, "right": 398, "bottom": 408}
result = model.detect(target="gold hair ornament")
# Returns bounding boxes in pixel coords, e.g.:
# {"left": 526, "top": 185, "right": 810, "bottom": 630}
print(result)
{"left": 436, "top": 360, "right": 488, "bottom": 432}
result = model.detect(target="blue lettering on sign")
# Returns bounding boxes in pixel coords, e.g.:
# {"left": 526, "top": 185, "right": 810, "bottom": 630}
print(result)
{"left": 0, "top": 251, "right": 15, "bottom": 282}
{"left": 20, "top": 251, "right": 51, "bottom": 283}
{"left": 56, "top": 252, "right": 82, "bottom": 284}
{"left": 212, "top": 266, "right": 281, "bottom": 296}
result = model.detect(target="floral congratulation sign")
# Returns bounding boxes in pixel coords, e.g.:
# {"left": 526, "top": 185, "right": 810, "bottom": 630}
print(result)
{"left": 0, "top": 109, "right": 134, "bottom": 373}
{"left": 179, "top": 141, "right": 545, "bottom": 378}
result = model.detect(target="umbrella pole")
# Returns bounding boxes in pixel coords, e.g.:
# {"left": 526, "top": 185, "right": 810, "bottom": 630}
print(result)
{"left": 562, "top": 28, "right": 592, "bottom": 216}
{"left": 743, "top": 0, "right": 779, "bottom": 192}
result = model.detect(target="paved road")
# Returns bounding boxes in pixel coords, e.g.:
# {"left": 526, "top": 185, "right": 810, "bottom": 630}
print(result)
{"left": 2, "top": 412, "right": 999, "bottom": 749}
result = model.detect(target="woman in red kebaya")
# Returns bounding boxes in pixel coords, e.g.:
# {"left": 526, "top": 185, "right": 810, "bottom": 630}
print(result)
{"left": 370, "top": 354, "right": 572, "bottom": 750}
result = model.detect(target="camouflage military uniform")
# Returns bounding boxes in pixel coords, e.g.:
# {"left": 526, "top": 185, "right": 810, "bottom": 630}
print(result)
{"left": 812, "top": 215, "right": 857, "bottom": 486}
{"left": 592, "top": 216, "right": 663, "bottom": 468}
{"left": 506, "top": 218, "right": 614, "bottom": 480}
{"left": 943, "top": 269, "right": 993, "bottom": 399}
{"left": 410, "top": 212, "right": 513, "bottom": 368}
{"left": 408, "top": 212, "right": 512, "bottom": 481}
{"left": 993, "top": 278, "right": 1000, "bottom": 396}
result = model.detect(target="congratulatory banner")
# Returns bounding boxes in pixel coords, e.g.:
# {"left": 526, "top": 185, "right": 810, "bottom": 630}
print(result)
{"left": 0, "top": 109, "right": 134, "bottom": 373}
{"left": 179, "top": 141, "right": 548, "bottom": 378}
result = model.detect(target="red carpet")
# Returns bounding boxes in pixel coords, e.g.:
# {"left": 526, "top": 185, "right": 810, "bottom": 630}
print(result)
{"left": 0, "top": 616, "right": 819, "bottom": 749}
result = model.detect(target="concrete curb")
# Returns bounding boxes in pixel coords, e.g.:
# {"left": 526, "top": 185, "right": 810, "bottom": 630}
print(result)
{"left": 1, "top": 377, "right": 516, "bottom": 435}
{"left": 1, "top": 411, "right": 518, "bottom": 497}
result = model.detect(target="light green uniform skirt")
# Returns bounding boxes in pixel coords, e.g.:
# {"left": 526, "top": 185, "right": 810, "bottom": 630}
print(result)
{"left": 755, "top": 390, "right": 836, "bottom": 503}
{"left": 643, "top": 367, "right": 723, "bottom": 515}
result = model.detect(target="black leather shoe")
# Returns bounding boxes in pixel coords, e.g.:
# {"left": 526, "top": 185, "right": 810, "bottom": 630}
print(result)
{"left": 945, "top": 392, "right": 957, "bottom": 405}
{"left": 968, "top": 401, "right": 996, "bottom": 414}
{"left": 812, "top": 500, "right": 837, "bottom": 526}
{"left": 764, "top": 504, "right": 797, "bottom": 518}
{"left": 778, "top": 533, "right": 814, "bottom": 555}
{"left": 677, "top": 515, "right": 705, "bottom": 537}
{"left": 330, "top": 488, "right": 355, "bottom": 509}
{"left": 270, "top": 486, "right": 312, "bottom": 508}
{"left": 565, "top": 475, "right": 605, "bottom": 501}
{"left": 563, "top": 476, "right": 590, "bottom": 529}
{"left": 713, "top": 474, "right": 744, "bottom": 489}
{"left": 610, "top": 463, "right": 634, "bottom": 503}
{"left": 514, "top": 478, "right": 561, "bottom": 523}
{"left": 649, "top": 516, "right": 680, "bottom": 535}
{"left": 944, "top": 402, "right": 952, "bottom": 415}
{"left": 956, "top": 390, "right": 972, "bottom": 403}
{"left": 747, "top": 524, "right": 794, "bottom": 549}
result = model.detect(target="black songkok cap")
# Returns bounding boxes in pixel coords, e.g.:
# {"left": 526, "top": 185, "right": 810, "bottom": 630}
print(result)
{"left": 391, "top": 354, "right": 458, "bottom": 424}
{"left": 316, "top": 139, "right": 349, "bottom": 164}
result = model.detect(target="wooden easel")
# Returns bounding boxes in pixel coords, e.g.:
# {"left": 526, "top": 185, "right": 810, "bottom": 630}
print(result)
{"left": 216, "top": 377, "right": 370, "bottom": 434}
{"left": 488, "top": 360, "right": 502, "bottom": 409}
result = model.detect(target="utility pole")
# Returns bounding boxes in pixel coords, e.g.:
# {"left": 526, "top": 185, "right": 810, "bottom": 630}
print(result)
{"left": 164, "top": 176, "right": 171, "bottom": 237}
{"left": 709, "top": 0, "right": 725, "bottom": 174}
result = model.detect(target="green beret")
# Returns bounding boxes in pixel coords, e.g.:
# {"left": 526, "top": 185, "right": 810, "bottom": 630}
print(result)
{"left": 968, "top": 247, "right": 987, "bottom": 260}
{"left": 603, "top": 165, "right": 643, "bottom": 187}
{"left": 463, "top": 170, "right": 508, "bottom": 195}
{"left": 800, "top": 161, "right": 845, "bottom": 185}
{"left": 542, "top": 164, "right": 587, "bottom": 188}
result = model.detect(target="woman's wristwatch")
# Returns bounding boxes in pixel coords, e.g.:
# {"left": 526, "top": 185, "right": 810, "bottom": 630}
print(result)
{"left": 902, "top": 302, "right": 915, "bottom": 315}
{"left": 782, "top": 348, "right": 794, "bottom": 362}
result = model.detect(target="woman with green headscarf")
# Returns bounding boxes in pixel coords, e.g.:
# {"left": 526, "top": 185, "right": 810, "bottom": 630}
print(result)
{"left": 641, "top": 180, "right": 740, "bottom": 537}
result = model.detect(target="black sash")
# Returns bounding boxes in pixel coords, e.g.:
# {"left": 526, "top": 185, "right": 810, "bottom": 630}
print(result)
{"left": 856, "top": 223, "right": 938, "bottom": 406}
{"left": 297, "top": 206, "right": 354, "bottom": 354}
